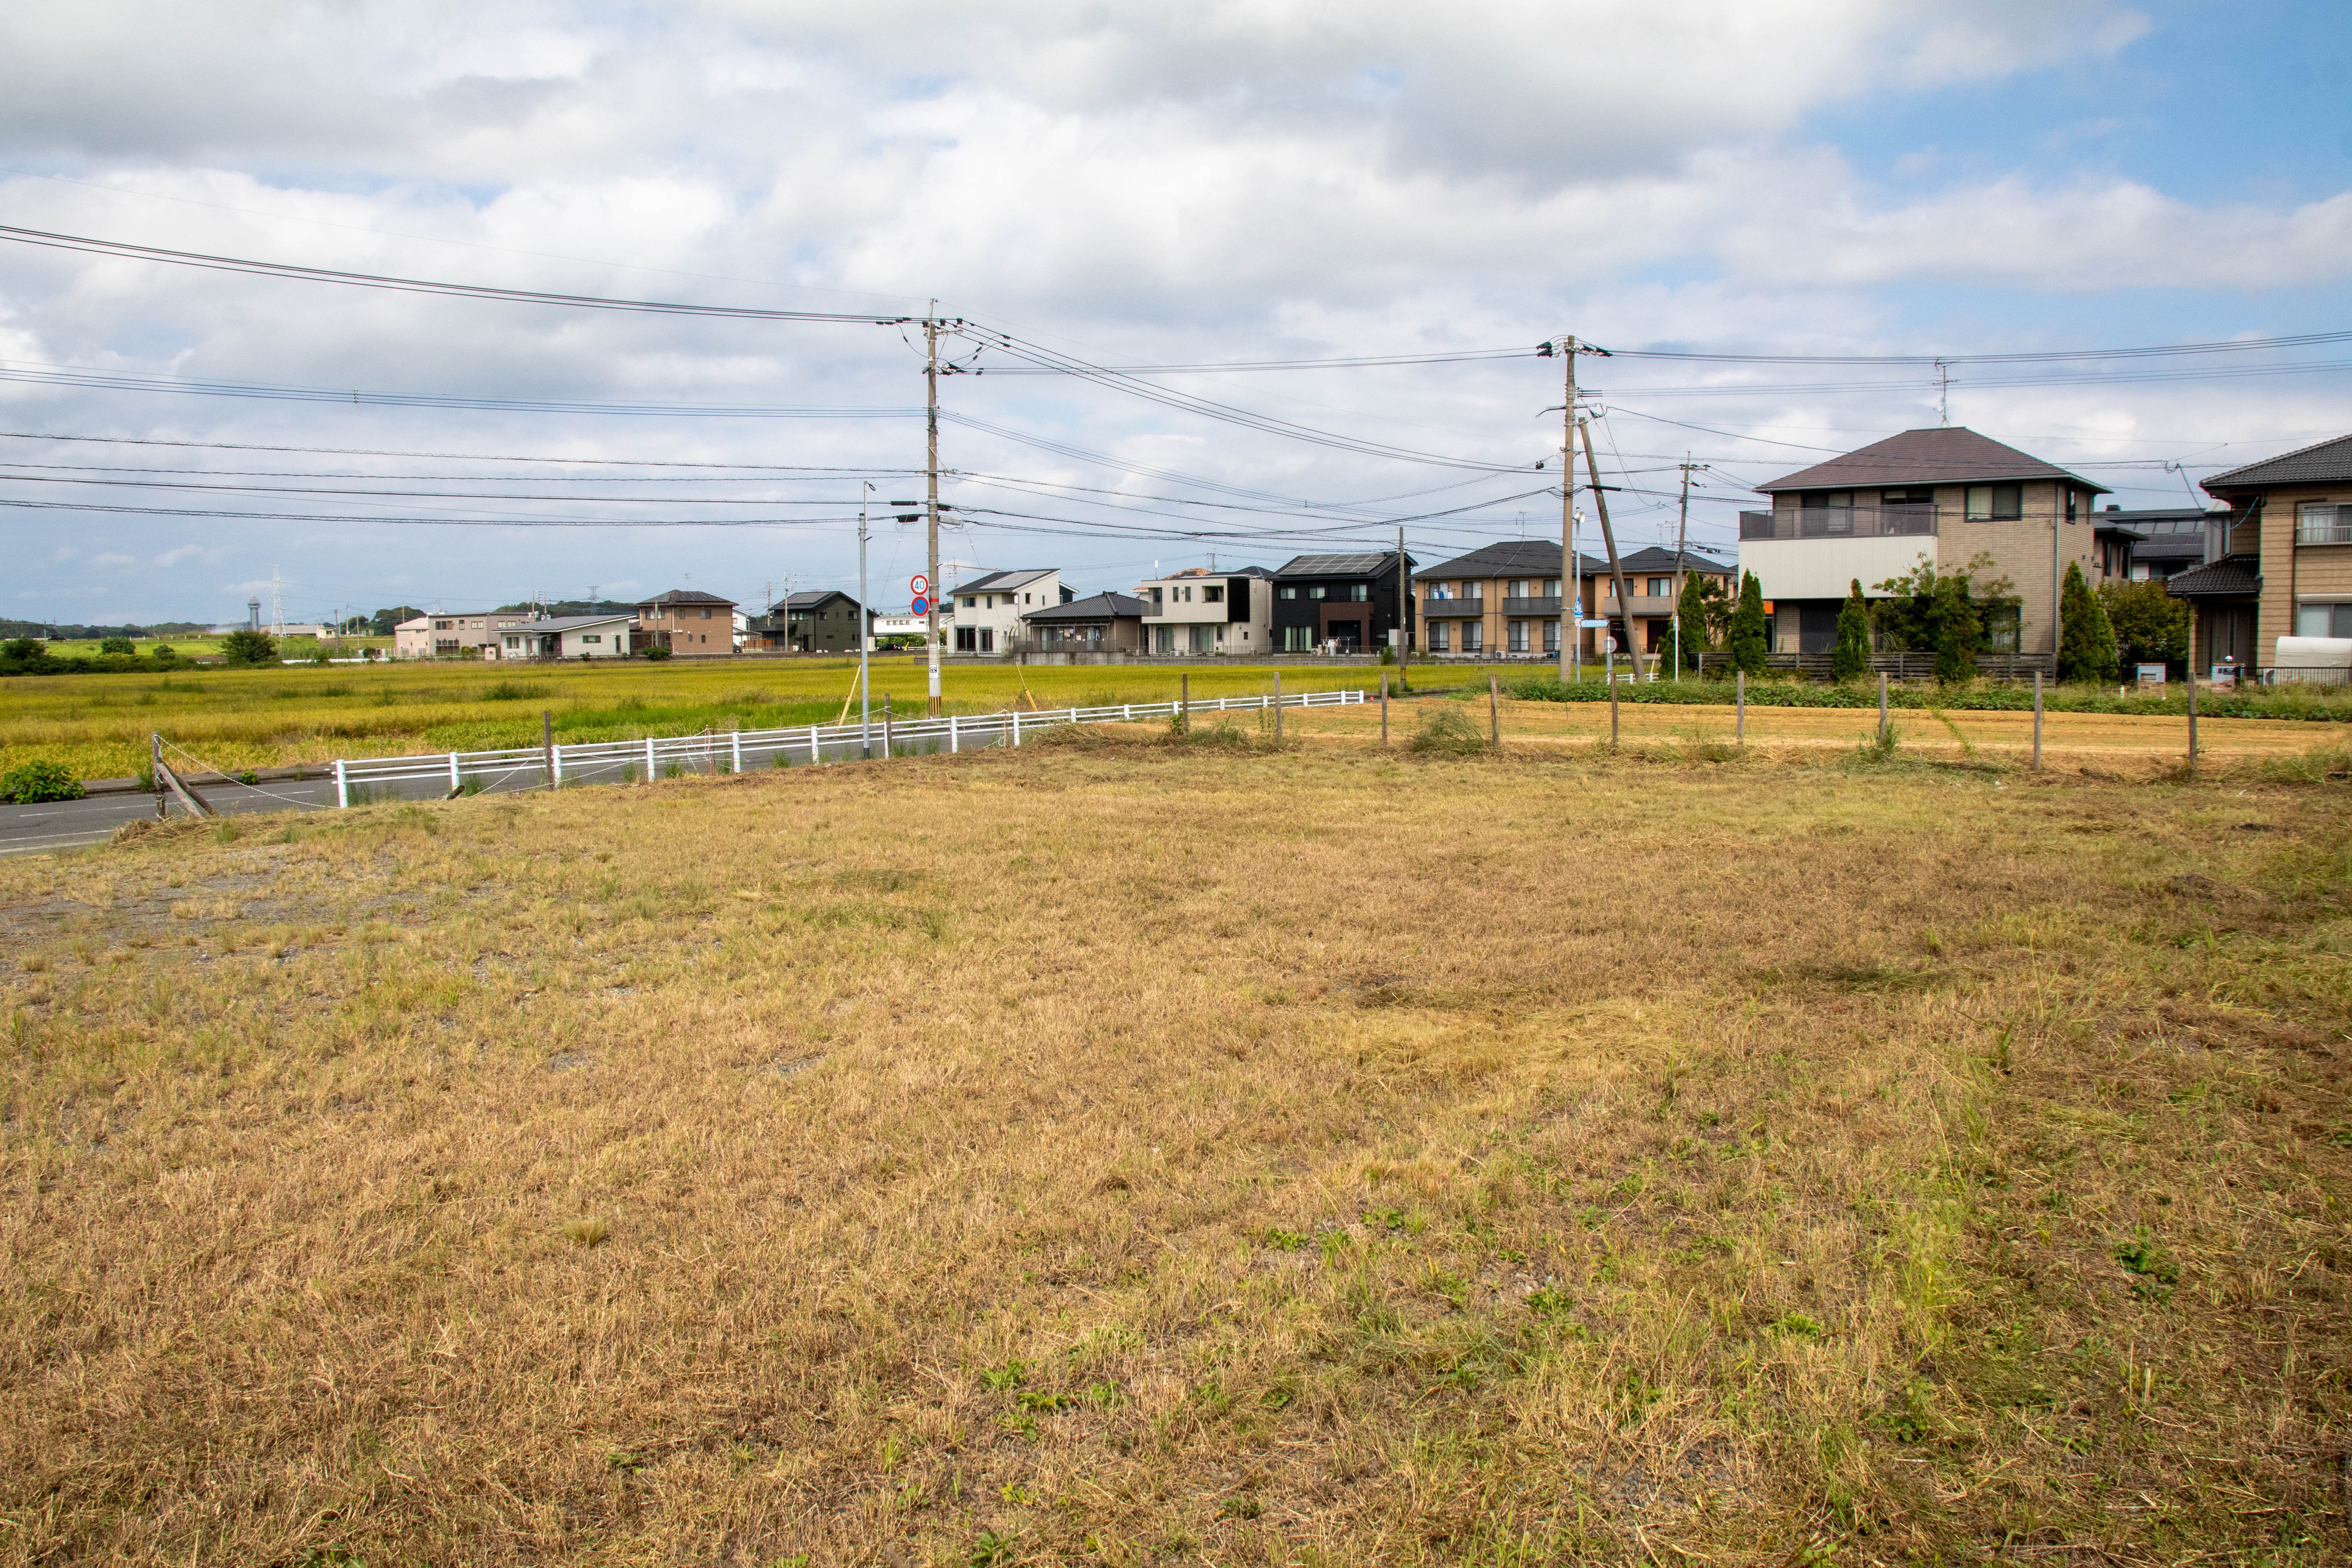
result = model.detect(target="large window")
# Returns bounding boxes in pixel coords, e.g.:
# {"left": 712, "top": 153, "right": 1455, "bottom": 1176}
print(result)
{"left": 1507, "top": 620, "right": 1528, "bottom": 653}
{"left": 2298, "top": 503, "right": 2352, "bottom": 545}
{"left": 1307, "top": 585, "right": 1328, "bottom": 600}
{"left": 1202, "top": 585, "right": 1223, "bottom": 603}
{"left": 1543, "top": 619, "right": 1559, "bottom": 655}
{"left": 1965, "top": 484, "right": 2024, "bottom": 521}
{"left": 1463, "top": 580, "right": 1482, "bottom": 599}
{"left": 1283, "top": 625, "right": 1313, "bottom": 652}
{"left": 1429, "top": 621, "right": 1449, "bottom": 652}
{"left": 1278, "top": 586, "right": 1298, "bottom": 599}
{"left": 1462, "top": 621, "right": 1483, "bottom": 653}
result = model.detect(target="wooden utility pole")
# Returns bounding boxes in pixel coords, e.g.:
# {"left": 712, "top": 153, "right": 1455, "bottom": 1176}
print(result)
{"left": 1488, "top": 671, "right": 1500, "bottom": 749}
{"left": 1577, "top": 419, "right": 1644, "bottom": 687}
{"left": 925, "top": 301, "right": 943, "bottom": 718}
{"left": 1557, "top": 337, "right": 1577, "bottom": 685}
{"left": 2186, "top": 671, "right": 2198, "bottom": 777}
{"left": 1380, "top": 671, "right": 1389, "bottom": 745}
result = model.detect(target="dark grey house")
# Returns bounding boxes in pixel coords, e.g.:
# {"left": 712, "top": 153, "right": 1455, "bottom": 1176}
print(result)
{"left": 1270, "top": 552, "right": 1414, "bottom": 654}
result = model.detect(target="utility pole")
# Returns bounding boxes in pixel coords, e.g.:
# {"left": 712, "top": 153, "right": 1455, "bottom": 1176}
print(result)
{"left": 1396, "top": 524, "right": 1410, "bottom": 686}
{"left": 925, "top": 300, "right": 943, "bottom": 718}
{"left": 1671, "top": 456, "right": 1707, "bottom": 681}
{"left": 859, "top": 483, "right": 873, "bottom": 760}
{"left": 1578, "top": 419, "right": 1643, "bottom": 686}
{"left": 1557, "top": 337, "right": 1577, "bottom": 685}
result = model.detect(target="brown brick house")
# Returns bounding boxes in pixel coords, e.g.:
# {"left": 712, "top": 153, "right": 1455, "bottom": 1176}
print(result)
{"left": 2187, "top": 433, "right": 2352, "bottom": 676}
{"left": 636, "top": 589, "right": 737, "bottom": 656}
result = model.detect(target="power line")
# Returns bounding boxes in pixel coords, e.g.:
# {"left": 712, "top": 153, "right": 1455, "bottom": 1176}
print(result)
{"left": 0, "top": 222, "right": 921, "bottom": 326}
{"left": 0, "top": 428, "right": 920, "bottom": 471}
{"left": 1601, "top": 329, "right": 2352, "bottom": 365}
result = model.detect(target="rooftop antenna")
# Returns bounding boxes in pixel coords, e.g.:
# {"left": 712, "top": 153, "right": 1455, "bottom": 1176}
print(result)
{"left": 1935, "top": 359, "right": 1950, "bottom": 427}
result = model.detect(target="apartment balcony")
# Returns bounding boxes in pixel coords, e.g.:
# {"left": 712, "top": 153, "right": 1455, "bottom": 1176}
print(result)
{"left": 1597, "top": 594, "right": 1679, "bottom": 619}
{"left": 1501, "top": 597, "right": 1563, "bottom": 616}
{"left": 1740, "top": 505, "right": 1939, "bottom": 541}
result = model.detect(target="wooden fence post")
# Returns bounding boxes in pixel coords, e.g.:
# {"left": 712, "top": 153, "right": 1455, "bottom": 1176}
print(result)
{"left": 2031, "top": 671, "right": 2042, "bottom": 771}
{"left": 2187, "top": 670, "right": 2198, "bottom": 777}
{"left": 1274, "top": 671, "right": 1283, "bottom": 743}
{"left": 1489, "top": 671, "right": 1500, "bottom": 749}
{"left": 1736, "top": 670, "right": 1745, "bottom": 747}
{"left": 1181, "top": 672, "right": 1190, "bottom": 734}
{"left": 1878, "top": 671, "right": 1889, "bottom": 748}
{"left": 1380, "top": 672, "right": 1389, "bottom": 745}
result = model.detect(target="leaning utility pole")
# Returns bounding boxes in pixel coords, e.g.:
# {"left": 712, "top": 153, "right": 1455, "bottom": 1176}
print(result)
{"left": 1578, "top": 418, "right": 1643, "bottom": 686}
{"left": 1556, "top": 337, "right": 1577, "bottom": 684}
{"left": 925, "top": 302, "right": 943, "bottom": 718}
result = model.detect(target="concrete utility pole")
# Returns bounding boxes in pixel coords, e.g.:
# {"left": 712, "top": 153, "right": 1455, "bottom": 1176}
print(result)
{"left": 1557, "top": 337, "right": 1577, "bottom": 684}
{"left": 1396, "top": 524, "right": 1410, "bottom": 686}
{"left": 925, "top": 301, "right": 944, "bottom": 718}
{"left": 1671, "top": 456, "right": 1707, "bottom": 681}
{"left": 860, "top": 482, "right": 873, "bottom": 760}
{"left": 1578, "top": 419, "right": 1644, "bottom": 685}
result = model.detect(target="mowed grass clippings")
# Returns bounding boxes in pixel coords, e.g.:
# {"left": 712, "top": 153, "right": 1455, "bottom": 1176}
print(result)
{"left": 1, "top": 741, "right": 2349, "bottom": 1565}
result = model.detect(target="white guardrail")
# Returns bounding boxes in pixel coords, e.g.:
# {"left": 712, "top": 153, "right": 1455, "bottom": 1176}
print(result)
{"left": 330, "top": 688, "right": 1366, "bottom": 806}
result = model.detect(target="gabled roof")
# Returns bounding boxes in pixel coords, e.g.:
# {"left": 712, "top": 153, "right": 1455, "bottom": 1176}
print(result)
{"left": 1757, "top": 427, "right": 2106, "bottom": 495}
{"left": 1417, "top": 541, "right": 1563, "bottom": 579}
{"left": 1025, "top": 591, "right": 1147, "bottom": 622}
{"left": 780, "top": 589, "right": 864, "bottom": 611}
{"left": 2165, "top": 554, "right": 2261, "bottom": 599}
{"left": 639, "top": 588, "right": 736, "bottom": 608}
{"left": 1274, "top": 552, "right": 1411, "bottom": 578}
{"left": 956, "top": 569, "right": 1054, "bottom": 594}
{"left": 2204, "top": 432, "right": 2352, "bottom": 493}
{"left": 1616, "top": 545, "right": 1732, "bottom": 576}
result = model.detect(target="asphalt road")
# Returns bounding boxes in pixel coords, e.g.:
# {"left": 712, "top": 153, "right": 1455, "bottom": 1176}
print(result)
{"left": 0, "top": 779, "right": 342, "bottom": 857}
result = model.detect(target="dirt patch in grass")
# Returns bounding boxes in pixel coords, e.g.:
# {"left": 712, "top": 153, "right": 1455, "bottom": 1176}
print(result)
{"left": 1, "top": 750, "right": 2348, "bottom": 1564}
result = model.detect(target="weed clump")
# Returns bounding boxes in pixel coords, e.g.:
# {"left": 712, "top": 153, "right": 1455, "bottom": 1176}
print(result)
{"left": 1407, "top": 705, "right": 1488, "bottom": 756}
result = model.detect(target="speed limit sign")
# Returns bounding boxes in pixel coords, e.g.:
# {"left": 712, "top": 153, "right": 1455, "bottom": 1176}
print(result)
{"left": 909, "top": 573, "right": 930, "bottom": 597}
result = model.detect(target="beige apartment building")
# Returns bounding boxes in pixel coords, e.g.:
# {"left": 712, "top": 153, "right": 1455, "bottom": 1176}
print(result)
{"left": 1746, "top": 428, "right": 2110, "bottom": 658}
{"left": 1415, "top": 540, "right": 1731, "bottom": 661}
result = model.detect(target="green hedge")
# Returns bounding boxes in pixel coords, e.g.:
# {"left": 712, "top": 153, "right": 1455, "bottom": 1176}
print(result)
{"left": 1502, "top": 676, "right": 2352, "bottom": 722}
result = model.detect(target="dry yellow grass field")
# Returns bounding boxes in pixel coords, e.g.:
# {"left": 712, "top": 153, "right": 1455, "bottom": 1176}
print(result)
{"left": 2, "top": 730, "right": 2349, "bottom": 1566}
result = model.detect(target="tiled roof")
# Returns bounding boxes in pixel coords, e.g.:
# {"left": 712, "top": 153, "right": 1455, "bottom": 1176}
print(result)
{"left": 1025, "top": 592, "right": 1147, "bottom": 621}
{"left": 1758, "top": 427, "right": 2105, "bottom": 494}
{"left": 780, "top": 590, "right": 862, "bottom": 611}
{"left": 1615, "top": 545, "right": 1732, "bottom": 576}
{"left": 2165, "top": 554, "right": 2260, "bottom": 598}
{"left": 1274, "top": 552, "right": 1410, "bottom": 577}
{"left": 2204, "top": 432, "right": 2352, "bottom": 492}
{"left": 1417, "top": 541, "right": 1564, "bottom": 579}
{"left": 638, "top": 588, "right": 736, "bottom": 607}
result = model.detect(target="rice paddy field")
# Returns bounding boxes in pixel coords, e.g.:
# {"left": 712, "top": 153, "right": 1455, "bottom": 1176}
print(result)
{"left": 4, "top": 655, "right": 2347, "bottom": 785}
{"left": 2, "top": 723, "right": 2350, "bottom": 1565}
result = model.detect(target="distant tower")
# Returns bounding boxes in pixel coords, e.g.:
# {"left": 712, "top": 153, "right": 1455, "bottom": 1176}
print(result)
{"left": 247, "top": 598, "right": 261, "bottom": 632}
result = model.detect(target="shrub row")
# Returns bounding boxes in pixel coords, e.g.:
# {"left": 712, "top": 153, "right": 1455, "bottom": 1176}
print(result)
{"left": 1501, "top": 675, "right": 2352, "bottom": 722}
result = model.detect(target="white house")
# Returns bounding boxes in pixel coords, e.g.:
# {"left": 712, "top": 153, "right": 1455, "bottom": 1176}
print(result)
{"left": 951, "top": 569, "right": 1070, "bottom": 654}
{"left": 395, "top": 611, "right": 534, "bottom": 659}
{"left": 1134, "top": 566, "right": 1273, "bottom": 655}
{"left": 498, "top": 613, "right": 637, "bottom": 659}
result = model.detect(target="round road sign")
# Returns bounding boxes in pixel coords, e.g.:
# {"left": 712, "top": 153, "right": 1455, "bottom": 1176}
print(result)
{"left": 911, "top": 595, "right": 931, "bottom": 616}
{"left": 909, "top": 573, "right": 930, "bottom": 596}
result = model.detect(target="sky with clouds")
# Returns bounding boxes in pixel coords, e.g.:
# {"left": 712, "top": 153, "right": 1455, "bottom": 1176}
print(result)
{"left": 2, "top": 0, "right": 2348, "bottom": 626}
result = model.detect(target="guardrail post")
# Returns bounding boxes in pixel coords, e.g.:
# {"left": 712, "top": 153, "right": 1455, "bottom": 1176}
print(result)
{"left": 645, "top": 736, "right": 656, "bottom": 781}
{"left": 449, "top": 751, "right": 461, "bottom": 793}
{"left": 731, "top": 720, "right": 742, "bottom": 774}
{"left": 1012, "top": 708, "right": 1022, "bottom": 747}
{"left": 552, "top": 743, "right": 564, "bottom": 786}
{"left": 334, "top": 758, "right": 348, "bottom": 809}
{"left": 950, "top": 714, "right": 960, "bottom": 754}
{"left": 811, "top": 724, "right": 821, "bottom": 766}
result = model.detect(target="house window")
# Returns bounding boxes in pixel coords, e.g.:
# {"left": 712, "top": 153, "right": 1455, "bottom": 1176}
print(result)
{"left": 1508, "top": 620, "right": 1529, "bottom": 653}
{"left": 1202, "top": 585, "right": 1223, "bottom": 603}
{"left": 1464, "top": 580, "right": 1482, "bottom": 599}
{"left": 1985, "top": 605, "right": 2022, "bottom": 653}
{"left": 1647, "top": 578, "right": 1669, "bottom": 597}
{"left": 1283, "top": 625, "right": 1313, "bottom": 652}
{"left": 1543, "top": 619, "right": 1559, "bottom": 655}
{"left": 1278, "top": 586, "right": 1298, "bottom": 599}
{"left": 1507, "top": 580, "right": 1526, "bottom": 598}
{"left": 1544, "top": 579, "right": 1561, "bottom": 598}
{"left": 1307, "top": 586, "right": 1327, "bottom": 600}
{"left": 1965, "top": 484, "right": 2024, "bottom": 521}
{"left": 1150, "top": 586, "right": 1163, "bottom": 605}
{"left": 1348, "top": 583, "right": 1369, "bottom": 602}
{"left": 701, "top": 608, "right": 711, "bottom": 619}
{"left": 2297, "top": 603, "right": 2352, "bottom": 637}
{"left": 2297, "top": 503, "right": 2352, "bottom": 545}
{"left": 583, "top": 634, "right": 601, "bottom": 644}
{"left": 956, "top": 627, "right": 977, "bottom": 651}
{"left": 1430, "top": 583, "right": 1452, "bottom": 600}
{"left": 1429, "top": 621, "right": 1449, "bottom": 652}
{"left": 961, "top": 596, "right": 975, "bottom": 610}
{"left": 1462, "top": 621, "right": 1483, "bottom": 653}
{"left": 979, "top": 629, "right": 994, "bottom": 652}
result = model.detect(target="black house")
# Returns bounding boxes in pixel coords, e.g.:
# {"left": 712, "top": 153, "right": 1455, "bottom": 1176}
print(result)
{"left": 1270, "top": 552, "right": 1416, "bottom": 654}
{"left": 749, "top": 590, "right": 870, "bottom": 654}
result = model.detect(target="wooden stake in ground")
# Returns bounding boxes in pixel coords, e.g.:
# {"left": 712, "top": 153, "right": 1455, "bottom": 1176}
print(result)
{"left": 883, "top": 695, "right": 893, "bottom": 758}
{"left": 2187, "top": 670, "right": 2198, "bottom": 777}
{"left": 543, "top": 710, "right": 555, "bottom": 788}
{"left": 1489, "top": 671, "right": 1500, "bottom": 749}
{"left": 1380, "top": 672, "right": 1389, "bottom": 745}
{"left": 1609, "top": 664, "right": 1620, "bottom": 748}
{"left": 1273, "top": 671, "right": 1283, "bottom": 745}
{"left": 2032, "top": 671, "right": 2043, "bottom": 771}
{"left": 1180, "top": 672, "right": 1190, "bottom": 735}
{"left": 1736, "top": 670, "right": 1746, "bottom": 746}
{"left": 1878, "top": 671, "right": 1889, "bottom": 748}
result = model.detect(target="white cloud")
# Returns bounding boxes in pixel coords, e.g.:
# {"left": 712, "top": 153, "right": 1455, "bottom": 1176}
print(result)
{"left": 91, "top": 551, "right": 136, "bottom": 566}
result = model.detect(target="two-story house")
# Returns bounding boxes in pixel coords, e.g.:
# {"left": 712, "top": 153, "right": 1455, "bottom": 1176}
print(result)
{"left": 1415, "top": 541, "right": 1731, "bottom": 661}
{"left": 1270, "top": 552, "right": 1414, "bottom": 654}
{"left": 2181, "top": 431, "right": 2352, "bottom": 675}
{"left": 951, "top": 569, "right": 1071, "bottom": 654}
{"left": 745, "top": 590, "right": 869, "bottom": 654}
{"left": 1746, "top": 428, "right": 2109, "bottom": 658}
{"left": 636, "top": 589, "right": 738, "bottom": 656}
{"left": 1134, "top": 566, "right": 1273, "bottom": 655}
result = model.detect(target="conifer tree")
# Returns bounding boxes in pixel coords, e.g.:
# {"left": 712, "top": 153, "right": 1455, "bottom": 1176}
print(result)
{"left": 1729, "top": 570, "right": 1769, "bottom": 676}
{"left": 2057, "top": 560, "right": 2120, "bottom": 684}
{"left": 1672, "top": 573, "right": 1709, "bottom": 673}
{"left": 1830, "top": 578, "right": 1872, "bottom": 681}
